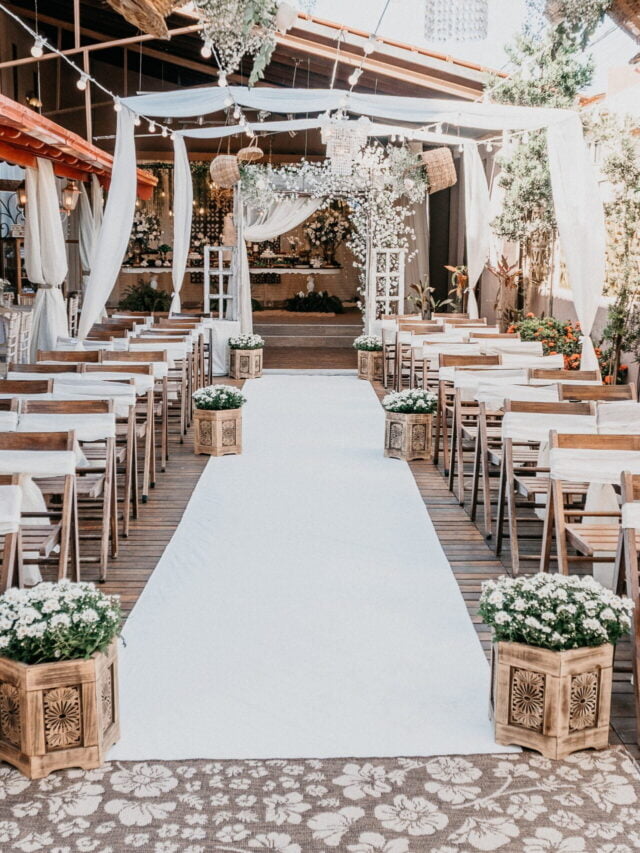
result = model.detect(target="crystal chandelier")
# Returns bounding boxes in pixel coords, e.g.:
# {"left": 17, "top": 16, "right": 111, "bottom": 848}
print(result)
{"left": 424, "top": 0, "right": 488, "bottom": 41}
{"left": 321, "top": 117, "right": 370, "bottom": 176}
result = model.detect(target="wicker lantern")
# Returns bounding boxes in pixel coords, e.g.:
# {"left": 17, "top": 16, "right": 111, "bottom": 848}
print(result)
{"left": 420, "top": 147, "right": 457, "bottom": 195}
{"left": 209, "top": 155, "right": 240, "bottom": 189}
{"left": 237, "top": 142, "right": 264, "bottom": 163}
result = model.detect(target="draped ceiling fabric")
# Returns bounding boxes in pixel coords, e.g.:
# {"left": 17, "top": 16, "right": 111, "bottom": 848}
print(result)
{"left": 24, "top": 158, "right": 69, "bottom": 359}
{"left": 463, "top": 145, "right": 491, "bottom": 320}
{"left": 78, "top": 108, "right": 136, "bottom": 340}
{"left": 78, "top": 175, "right": 104, "bottom": 286}
{"left": 239, "top": 197, "right": 321, "bottom": 332}
{"left": 102, "top": 88, "right": 607, "bottom": 357}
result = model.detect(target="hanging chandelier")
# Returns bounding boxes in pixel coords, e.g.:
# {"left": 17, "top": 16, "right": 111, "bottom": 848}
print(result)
{"left": 423, "top": 0, "right": 489, "bottom": 41}
{"left": 321, "top": 116, "right": 370, "bottom": 176}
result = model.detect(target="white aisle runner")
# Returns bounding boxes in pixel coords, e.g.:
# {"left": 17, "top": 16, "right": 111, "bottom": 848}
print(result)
{"left": 111, "top": 375, "right": 510, "bottom": 759}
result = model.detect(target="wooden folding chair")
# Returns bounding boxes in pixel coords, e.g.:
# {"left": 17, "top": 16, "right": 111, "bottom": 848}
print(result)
{"left": 0, "top": 431, "right": 79, "bottom": 582}
{"left": 8, "top": 362, "right": 84, "bottom": 375}
{"left": 468, "top": 332, "right": 519, "bottom": 341}
{"left": 20, "top": 400, "right": 118, "bottom": 582}
{"left": 131, "top": 334, "right": 193, "bottom": 433}
{"left": 37, "top": 349, "right": 102, "bottom": 363}
{"left": 0, "top": 379, "right": 52, "bottom": 396}
{"left": 435, "top": 354, "right": 501, "bottom": 471}
{"left": 541, "top": 433, "right": 639, "bottom": 578}
{"left": 559, "top": 383, "right": 637, "bottom": 402}
{"left": 433, "top": 312, "right": 469, "bottom": 320}
{"left": 495, "top": 402, "right": 594, "bottom": 574}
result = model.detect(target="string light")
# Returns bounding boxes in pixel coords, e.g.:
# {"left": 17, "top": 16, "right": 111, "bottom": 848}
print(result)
{"left": 224, "top": 96, "right": 234, "bottom": 108}
{"left": 30, "top": 36, "right": 44, "bottom": 57}
{"left": 218, "top": 71, "right": 227, "bottom": 87}
{"left": 76, "top": 73, "right": 89, "bottom": 91}
{"left": 113, "top": 98, "right": 122, "bottom": 112}
{"left": 362, "top": 35, "right": 376, "bottom": 55}
{"left": 200, "top": 41, "right": 213, "bottom": 59}
{"left": 161, "top": 126, "right": 168, "bottom": 138}
{"left": 148, "top": 121, "right": 156, "bottom": 133}
{"left": 233, "top": 105, "right": 241, "bottom": 120}
{"left": 133, "top": 114, "right": 141, "bottom": 126}
{"left": 348, "top": 68, "right": 362, "bottom": 86}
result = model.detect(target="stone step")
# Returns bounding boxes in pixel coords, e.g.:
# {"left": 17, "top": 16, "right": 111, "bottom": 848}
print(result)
{"left": 254, "top": 323, "right": 361, "bottom": 338}
{"left": 261, "top": 334, "right": 356, "bottom": 348}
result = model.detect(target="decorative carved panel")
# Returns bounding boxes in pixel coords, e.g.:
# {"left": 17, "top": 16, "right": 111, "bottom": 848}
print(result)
{"left": 222, "top": 421, "right": 236, "bottom": 446}
{"left": 199, "top": 420, "right": 213, "bottom": 447}
{"left": 101, "top": 667, "right": 114, "bottom": 735}
{"left": 43, "top": 686, "right": 82, "bottom": 751}
{"left": 0, "top": 683, "right": 21, "bottom": 747}
{"left": 509, "top": 667, "right": 545, "bottom": 732}
{"left": 569, "top": 671, "right": 599, "bottom": 732}
{"left": 411, "top": 424, "right": 427, "bottom": 452}
{"left": 389, "top": 421, "right": 404, "bottom": 450}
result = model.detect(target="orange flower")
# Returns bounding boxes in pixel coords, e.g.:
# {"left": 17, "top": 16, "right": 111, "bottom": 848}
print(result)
{"left": 604, "top": 375, "right": 614, "bottom": 385}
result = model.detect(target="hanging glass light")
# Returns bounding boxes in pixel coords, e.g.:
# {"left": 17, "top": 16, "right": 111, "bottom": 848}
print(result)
{"left": 321, "top": 116, "right": 370, "bottom": 176}
{"left": 61, "top": 180, "right": 81, "bottom": 214}
{"left": 424, "top": 0, "right": 488, "bottom": 41}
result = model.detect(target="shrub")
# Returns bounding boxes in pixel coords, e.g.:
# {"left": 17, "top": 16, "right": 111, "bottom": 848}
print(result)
{"left": 353, "top": 334, "right": 382, "bottom": 352}
{"left": 229, "top": 334, "right": 264, "bottom": 350}
{"left": 382, "top": 388, "right": 437, "bottom": 414}
{"left": 117, "top": 280, "right": 172, "bottom": 313}
{"left": 284, "top": 291, "right": 343, "bottom": 314}
{"left": 192, "top": 384, "right": 246, "bottom": 410}
{"left": 507, "top": 314, "right": 582, "bottom": 368}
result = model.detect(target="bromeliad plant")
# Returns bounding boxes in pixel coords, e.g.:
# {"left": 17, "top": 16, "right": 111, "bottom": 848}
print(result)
{"left": 353, "top": 334, "right": 382, "bottom": 352}
{"left": 229, "top": 334, "right": 264, "bottom": 350}
{"left": 0, "top": 581, "right": 122, "bottom": 665}
{"left": 193, "top": 384, "right": 247, "bottom": 410}
{"left": 480, "top": 574, "right": 633, "bottom": 652}
{"left": 382, "top": 388, "right": 437, "bottom": 415}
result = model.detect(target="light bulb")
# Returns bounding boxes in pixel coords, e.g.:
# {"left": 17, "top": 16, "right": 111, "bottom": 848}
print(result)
{"left": 113, "top": 99, "right": 122, "bottom": 112}
{"left": 239, "top": 115, "right": 246, "bottom": 127}
{"left": 363, "top": 35, "right": 376, "bottom": 55}
{"left": 201, "top": 41, "right": 212, "bottom": 59}
{"left": 348, "top": 68, "right": 362, "bottom": 86}
{"left": 224, "top": 96, "right": 234, "bottom": 108}
{"left": 30, "top": 37, "right": 44, "bottom": 58}
{"left": 233, "top": 106, "right": 241, "bottom": 120}
{"left": 133, "top": 114, "right": 141, "bottom": 126}
{"left": 486, "top": 142, "right": 493, "bottom": 152}
{"left": 218, "top": 71, "right": 227, "bottom": 87}
{"left": 148, "top": 121, "right": 156, "bottom": 133}
{"left": 76, "top": 73, "right": 88, "bottom": 91}
{"left": 161, "top": 126, "right": 168, "bottom": 138}
{"left": 458, "top": 143, "right": 464, "bottom": 153}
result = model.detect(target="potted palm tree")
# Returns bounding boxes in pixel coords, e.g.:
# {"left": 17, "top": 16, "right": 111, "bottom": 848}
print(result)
{"left": 353, "top": 334, "right": 383, "bottom": 381}
{"left": 0, "top": 581, "right": 121, "bottom": 779}
{"left": 382, "top": 388, "right": 437, "bottom": 461}
{"left": 193, "top": 384, "right": 246, "bottom": 456}
{"left": 481, "top": 573, "right": 633, "bottom": 759}
{"left": 229, "top": 334, "right": 265, "bottom": 379}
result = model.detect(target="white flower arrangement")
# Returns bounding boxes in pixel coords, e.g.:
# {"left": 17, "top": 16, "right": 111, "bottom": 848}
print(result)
{"left": 130, "top": 210, "right": 162, "bottom": 250}
{"left": 0, "top": 581, "right": 121, "bottom": 665}
{"left": 479, "top": 574, "right": 633, "bottom": 652}
{"left": 353, "top": 334, "right": 383, "bottom": 352}
{"left": 229, "top": 334, "right": 265, "bottom": 350}
{"left": 192, "top": 384, "right": 247, "bottom": 410}
{"left": 382, "top": 388, "right": 437, "bottom": 414}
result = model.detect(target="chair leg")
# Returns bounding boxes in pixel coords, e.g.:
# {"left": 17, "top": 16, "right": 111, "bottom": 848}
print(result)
{"left": 506, "top": 468, "right": 520, "bottom": 575}
{"left": 540, "top": 483, "right": 556, "bottom": 573}
{"left": 495, "top": 459, "right": 507, "bottom": 557}
{"left": 470, "top": 434, "right": 481, "bottom": 522}
{"left": 455, "top": 414, "right": 466, "bottom": 505}
{"left": 481, "top": 439, "right": 493, "bottom": 538}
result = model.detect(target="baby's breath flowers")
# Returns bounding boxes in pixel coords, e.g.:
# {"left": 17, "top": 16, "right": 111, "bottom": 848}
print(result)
{"left": 0, "top": 581, "right": 121, "bottom": 665}
{"left": 192, "top": 384, "right": 247, "bottom": 410}
{"left": 353, "top": 334, "right": 383, "bottom": 352}
{"left": 480, "top": 574, "right": 633, "bottom": 652}
{"left": 382, "top": 388, "right": 437, "bottom": 414}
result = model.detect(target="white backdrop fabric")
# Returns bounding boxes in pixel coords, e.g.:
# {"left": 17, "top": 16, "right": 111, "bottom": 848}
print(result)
{"left": 24, "top": 159, "right": 69, "bottom": 358}
{"left": 463, "top": 145, "right": 491, "bottom": 320}
{"left": 170, "top": 135, "right": 193, "bottom": 315}
{"left": 78, "top": 109, "right": 137, "bottom": 339}
{"left": 239, "top": 197, "right": 321, "bottom": 332}
{"left": 110, "top": 375, "right": 512, "bottom": 759}
{"left": 78, "top": 175, "right": 104, "bottom": 285}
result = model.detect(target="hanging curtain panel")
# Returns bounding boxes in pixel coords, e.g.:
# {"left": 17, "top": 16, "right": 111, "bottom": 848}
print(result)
{"left": 463, "top": 144, "right": 491, "bottom": 320}
{"left": 78, "top": 108, "right": 137, "bottom": 340}
{"left": 170, "top": 135, "right": 193, "bottom": 315}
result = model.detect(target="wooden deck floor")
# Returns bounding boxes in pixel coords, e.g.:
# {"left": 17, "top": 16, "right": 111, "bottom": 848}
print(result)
{"left": 86, "top": 370, "right": 637, "bottom": 760}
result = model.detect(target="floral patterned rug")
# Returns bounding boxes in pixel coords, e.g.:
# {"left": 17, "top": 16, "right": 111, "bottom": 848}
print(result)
{"left": 1, "top": 749, "right": 640, "bottom": 852}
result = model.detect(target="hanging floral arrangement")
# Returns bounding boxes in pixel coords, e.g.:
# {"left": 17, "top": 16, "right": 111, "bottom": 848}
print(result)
{"left": 304, "top": 201, "right": 352, "bottom": 261}
{"left": 192, "top": 0, "right": 298, "bottom": 84}
{"left": 129, "top": 210, "right": 162, "bottom": 252}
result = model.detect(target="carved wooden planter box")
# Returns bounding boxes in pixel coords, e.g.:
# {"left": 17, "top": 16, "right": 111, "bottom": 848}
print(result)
{"left": 357, "top": 350, "right": 383, "bottom": 382}
{"left": 194, "top": 407, "right": 242, "bottom": 456}
{"left": 0, "top": 639, "right": 119, "bottom": 779}
{"left": 384, "top": 412, "right": 433, "bottom": 461}
{"left": 230, "top": 348, "right": 263, "bottom": 379}
{"left": 490, "top": 641, "right": 613, "bottom": 760}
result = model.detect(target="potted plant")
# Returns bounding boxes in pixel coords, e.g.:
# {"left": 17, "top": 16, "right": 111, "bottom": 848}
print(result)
{"left": 229, "top": 333, "right": 265, "bottom": 379}
{"left": 353, "top": 334, "right": 383, "bottom": 381}
{"left": 0, "top": 580, "right": 122, "bottom": 779}
{"left": 192, "top": 384, "right": 246, "bottom": 456}
{"left": 480, "top": 573, "right": 633, "bottom": 759}
{"left": 382, "top": 388, "right": 437, "bottom": 461}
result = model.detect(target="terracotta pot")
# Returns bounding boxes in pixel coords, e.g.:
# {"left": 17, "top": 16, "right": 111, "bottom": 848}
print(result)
{"left": 194, "top": 407, "right": 242, "bottom": 456}
{"left": 491, "top": 641, "right": 613, "bottom": 759}
{"left": 384, "top": 411, "right": 433, "bottom": 461}
{"left": 0, "top": 639, "right": 119, "bottom": 779}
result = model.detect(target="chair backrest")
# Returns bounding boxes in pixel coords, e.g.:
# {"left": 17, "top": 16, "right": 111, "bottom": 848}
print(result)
{"left": 439, "top": 354, "right": 501, "bottom": 367}
{"left": 67, "top": 295, "right": 80, "bottom": 337}
{"left": 621, "top": 471, "right": 640, "bottom": 503}
{"left": 398, "top": 323, "right": 441, "bottom": 333}
{"left": 129, "top": 336, "right": 190, "bottom": 344}
{"left": 0, "top": 312, "right": 20, "bottom": 364}
{"left": 468, "top": 332, "right": 519, "bottom": 340}
{"left": 0, "top": 399, "right": 18, "bottom": 412}
{"left": 102, "top": 350, "right": 168, "bottom": 364}
{"left": 20, "top": 399, "right": 113, "bottom": 415}
{"left": 85, "top": 331, "right": 121, "bottom": 341}
{"left": 37, "top": 350, "right": 102, "bottom": 363}
{"left": 505, "top": 400, "right": 594, "bottom": 416}
{"left": 444, "top": 317, "right": 487, "bottom": 326}
{"left": 551, "top": 432, "right": 640, "bottom": 451}
{"left": 8, "top": 362, "right": 83, "bottom": 373}
{"left": 433, "top": 312, "right": 468, "bottom": 319}
{"left": 530, "top": 369, "right": 600, "bottom": 382}
{"left": 84, "top": 363, "right": 154, "bottom": 377}
{"left": 558, "top": 383, "right": 636, "bottom": 401}
{"left": 17, "top": 293, "right": 35, "bottom": 307}
{"left": 17, "top": 311, "right": 32, "bottom": 364}
{"left": 0, "top": 430, "right": 73, "bottom": 451}
{"left": 0, "top": 379, "right": 52, "bottom": 394}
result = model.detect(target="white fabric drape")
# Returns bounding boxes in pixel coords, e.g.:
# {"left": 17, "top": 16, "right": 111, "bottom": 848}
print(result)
{"left": 78, "top": 175, "right": 104, "bottom": 284}
{"left": 24, "top": 158, "right": 69, "bottom": 359}
{"left": 463, "top": 145, "right": 491, "bottom": 320}
{"left": 404, "top": 198, "right": 430, "bottom": 306}
{"left": 170, "top": 135, "right": 193, "bottom": 315}
{"left": 78, "top": 108, "right": 137, "bottom": 339}
{"left": 546, "top": 115, "right": 606, "bottom": 372}
{"left": 239, "top": 196, "right": 321, "bottom": 332}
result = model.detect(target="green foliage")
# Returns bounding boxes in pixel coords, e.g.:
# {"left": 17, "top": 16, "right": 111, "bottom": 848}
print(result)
{"left": 508, "top": 314, "right": 582, "bottom": 367}
{"left": 0, "top": 582, "right": 121, "bottom": 665}
{"left": 407, "top": 275, "right": 452, "bottom": 320}
{"left": 251, "top": 298, "right": 264, "bottom": 312}
{"left": 118, "top": 281, "right": 172, "bottom": 313}
{"left": 284, "top": 291, "right": 343, "bottom": 314}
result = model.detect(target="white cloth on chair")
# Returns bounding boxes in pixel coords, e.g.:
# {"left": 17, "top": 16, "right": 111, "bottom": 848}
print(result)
{"left": 453, "top": 369, "right": 528, "bottom": 400}
{"left": 622, "top": 502, "right": 640, "bottom": 532}
{"left": 18, "top": 413, "right": 116, "bottom": 442}
{"left": 502, "top": 412, "right": 596, "bottom": 444}
{"left": 0, "top": 485, "right": 22, "bottom": 535}
{"left": 597, "top": 401, "right": 640, "bottom": 434}
{"left": 474, "top": 382, "right": 559, "bottom": 411}
{"left": 499, "top": 353, "right": 565, "bottom": 370}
